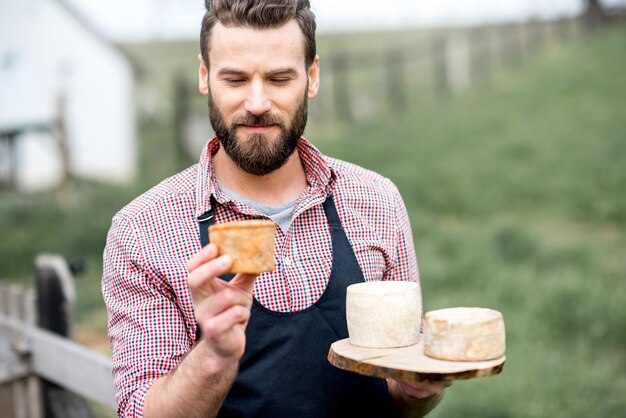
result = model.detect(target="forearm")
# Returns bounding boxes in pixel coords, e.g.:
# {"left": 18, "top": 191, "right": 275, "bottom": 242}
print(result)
{"left": 143, "top": 342, "right": 239, "bottom": 418}
{"left": 387, "top": 379, "right": 445, "bottom": 418}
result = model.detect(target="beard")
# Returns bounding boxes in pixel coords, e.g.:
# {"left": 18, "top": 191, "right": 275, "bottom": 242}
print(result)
{"left": 208, "top": 89, "right": 308, "bottom": 176}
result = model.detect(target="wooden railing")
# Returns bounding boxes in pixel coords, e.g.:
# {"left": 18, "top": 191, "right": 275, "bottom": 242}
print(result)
{"left": 0, "top": 254, "right": 116, "bottom": 417}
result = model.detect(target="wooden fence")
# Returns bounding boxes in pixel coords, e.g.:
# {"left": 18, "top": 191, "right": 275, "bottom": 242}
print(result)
{"left": 0, "top": 254, "right": 116, "bottom": 418}
{"left": 309, "top": 17, "right": 586, "bottom": 124}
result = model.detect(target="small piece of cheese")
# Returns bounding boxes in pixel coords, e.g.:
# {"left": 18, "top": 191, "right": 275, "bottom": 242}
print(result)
{"left": 423, "top": 307, "right": 505, "bottom": 361}
{"left": 346, "top": 281, "right": 421, "bottom": 348}
{"left": 209, "top": 220, "right": 276, "bottom": 274}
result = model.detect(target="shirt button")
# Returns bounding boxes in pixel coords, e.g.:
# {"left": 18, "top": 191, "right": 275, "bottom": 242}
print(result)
{"left": 283, "top": 257, "right": 292, "bottom": 266}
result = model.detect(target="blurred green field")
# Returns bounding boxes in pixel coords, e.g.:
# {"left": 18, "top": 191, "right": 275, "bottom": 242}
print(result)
{"left": 319, "top": 26, "right": 626, "bottom": 417}
{"left": 1, "top": 24, "right": 625, "bottom": 417}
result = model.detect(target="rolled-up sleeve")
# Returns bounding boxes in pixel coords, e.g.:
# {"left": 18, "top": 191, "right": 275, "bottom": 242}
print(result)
{"left": 383, "top": 185, "right": 420, "bottom": 285}
{"left": 102, "top": 214, "right": 191, "bottom": 417}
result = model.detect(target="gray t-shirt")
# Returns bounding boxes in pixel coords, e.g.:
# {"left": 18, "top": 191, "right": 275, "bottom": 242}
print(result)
{"left": 216, "top": 179, "right": 296, "bottom": 234}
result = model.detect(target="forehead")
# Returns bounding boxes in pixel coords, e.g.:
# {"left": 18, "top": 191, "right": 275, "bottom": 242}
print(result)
{"left": 208, "top": 20, "right": 306, "bottom": 72}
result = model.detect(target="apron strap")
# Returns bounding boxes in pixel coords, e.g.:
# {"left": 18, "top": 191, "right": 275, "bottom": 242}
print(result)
{"left": 197, "top": 196, "right": 217, "bottom": 248}
{"left": 195, "top": 195, "right": 228, "bottom": 341}
{"left": 321, "top": 195, "right": 340, "bottom": 227}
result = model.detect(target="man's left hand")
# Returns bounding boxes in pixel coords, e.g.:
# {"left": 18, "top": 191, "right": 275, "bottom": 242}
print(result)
{"left": 387, "top": 378, "right": 450, "bottom": 399}
{"left": 387, "top": 378, "right": 451, "bottom": 417}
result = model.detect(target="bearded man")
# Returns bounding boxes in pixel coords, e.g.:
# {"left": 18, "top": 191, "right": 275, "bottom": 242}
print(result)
{"left": 103, "top": 1, "right": 449, "bottom": 417}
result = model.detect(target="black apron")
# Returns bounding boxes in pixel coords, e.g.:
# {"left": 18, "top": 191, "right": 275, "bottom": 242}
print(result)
{"left": 197, "top": 195, "right": 398, "bottom": 418}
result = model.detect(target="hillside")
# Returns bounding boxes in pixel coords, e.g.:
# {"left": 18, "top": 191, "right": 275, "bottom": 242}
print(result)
{"left": 319, "top": 25, "right": 626, "bottom": 417}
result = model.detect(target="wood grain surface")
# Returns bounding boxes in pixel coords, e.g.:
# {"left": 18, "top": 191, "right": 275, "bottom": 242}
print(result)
{"left": 328, "top": 338, "right": 505, "bottom": 383}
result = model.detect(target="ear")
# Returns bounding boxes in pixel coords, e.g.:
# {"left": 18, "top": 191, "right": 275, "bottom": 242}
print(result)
{"left": 307, "top": 55, "right": 320, "bottom": 100}
{"left": 198, "top": 53, "right": 209, "bottom": 96}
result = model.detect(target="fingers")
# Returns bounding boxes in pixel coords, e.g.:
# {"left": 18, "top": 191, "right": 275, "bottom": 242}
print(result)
{"left": 195, "top": 287, "right": 253, "bottom": 319}
{"left": 194, "top": 288, "right": 253, "bottom": 359}
{"left": 188, "top": 245, "right": 259, "bottom": 294}
{"left": 186, "top": 246, "right": 261, "bottom": 361}
{"left": 389, "top": 378, "right": 452, "bottom": 399}
{"left": 195, "top": 285, "right": 252, "bottom": 359}
{"left": 230, "top": 273, "right": 259, "bottom": 294}
{"left": 188, "top": 254, "right": 233, "bottom": 292}
{"left": 187, "top": 243, "right": 219, "bottom": 271}
{"left": 197, "top": 305, "right": 250, "bottom": 358}
{"left": 398, "top": 381, "right": 430, "bottom": 399}
{"left": 200, "top": 305, "right": 251, "bottom": 336}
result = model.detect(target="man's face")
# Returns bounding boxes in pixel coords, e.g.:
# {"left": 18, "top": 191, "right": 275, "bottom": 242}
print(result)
{"left": 206, "top": 83, "right": 308, "bottom": 176}
{"left": 199, "top": 20, "right": 320, "bottom": 176}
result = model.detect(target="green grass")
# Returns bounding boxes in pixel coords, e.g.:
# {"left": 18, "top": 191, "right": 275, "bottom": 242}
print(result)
{"left": 316, "top": 25, "right": 626, "bottom": 417}
{"left": 1, "top": 24, "right": 625, "bottom": 417}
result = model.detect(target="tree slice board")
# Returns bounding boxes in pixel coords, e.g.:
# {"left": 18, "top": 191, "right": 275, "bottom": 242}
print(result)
{"left": 328, "top": 338, "right": 505, "bottom": 383}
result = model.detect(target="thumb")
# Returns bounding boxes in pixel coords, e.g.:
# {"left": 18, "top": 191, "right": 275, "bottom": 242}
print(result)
{"left": 229, "top": 273, "right": 259, "bottom": 293}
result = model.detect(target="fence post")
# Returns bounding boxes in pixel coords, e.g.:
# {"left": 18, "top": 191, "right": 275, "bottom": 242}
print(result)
{"left": 470, "top": 26, "right": 492, "bottom": 88}
{"left": 385, "top": 47, "right": 407, "bottom": 113}
{"left": 34, "top": 254, "right": 92, "bottom": 418}
{"left": 503, "top": 24, "right": 523, "bottom": 70}
{"left": 0, "top": 133, "right": 18, "bottom": 190}
{"left": 528, "top": 19, "right": 545, "bottom": 53}
{"left": 8, "top": 286, "right": 28, "bottom": 418}
{"left": 53, "top": 95, "right": 73, "bottom": 210}
{"left": 0, "top": 284, "right": 16, "bottom": 418}
{"left": 431, "top": 31, "right": 449, "bottom": 97}
{"left": 445, "top": 31, "right": 471, "bottom": 95}
{"left": 172, "top": 72, "right": 193, "bottom": 166}
{"left": 330, "top": 51, "right": 353, "bottom": 123}
{"left": 25, "top": 289, "right": 44, "bottom": 418}
{"left": 517, "top": 21, "right": 531, "bottom": 64}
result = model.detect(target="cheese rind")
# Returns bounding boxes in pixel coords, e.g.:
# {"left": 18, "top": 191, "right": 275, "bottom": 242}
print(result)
{"left": 423, "top": 307, "right": 505, "bottom": 361}
{"left": 209, "top": 220, "right": 276, "bottom": 274}
{"left": 346, "top": 281, "right": 422, "bottom": 348}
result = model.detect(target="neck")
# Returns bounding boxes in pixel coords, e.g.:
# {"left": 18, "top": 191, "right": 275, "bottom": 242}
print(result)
{"left": 212, "top": 146, "right": 308, "bottom": 206}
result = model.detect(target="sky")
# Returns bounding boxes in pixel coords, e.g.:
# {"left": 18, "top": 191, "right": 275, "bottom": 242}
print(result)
{"left": 65, "top": 0, "right": 626, "bottom": 42}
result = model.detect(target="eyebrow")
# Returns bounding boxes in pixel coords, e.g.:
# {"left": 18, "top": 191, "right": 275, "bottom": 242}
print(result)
{"left": 266, "top": 68, "right": 299, "bottom": 77}
{"left": 216, "top": 68, "right": 247, "bottom": 77}
{"left": 216, "top": 67, "right": 299, "bottom": 78}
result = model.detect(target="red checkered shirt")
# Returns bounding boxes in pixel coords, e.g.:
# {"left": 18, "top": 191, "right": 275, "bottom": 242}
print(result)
{"left": 103, "top": 137, "right": 420, "bottom": 416}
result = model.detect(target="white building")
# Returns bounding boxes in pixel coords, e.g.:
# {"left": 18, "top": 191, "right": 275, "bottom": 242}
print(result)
{"left": 0, "top": 0, "right": 136, "bottom": 190}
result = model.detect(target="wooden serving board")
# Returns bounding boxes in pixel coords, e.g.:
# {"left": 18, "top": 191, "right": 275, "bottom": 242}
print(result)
{"left": 328, "top": 338, "right": 505, "bottom": 383}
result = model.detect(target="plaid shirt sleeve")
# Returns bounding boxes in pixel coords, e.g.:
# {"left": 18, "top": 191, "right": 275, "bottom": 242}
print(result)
{"left": 378, "top": 181, "right": 422, "bottom": 328}
{"left": 103, "top": 213, "right": 192, "bottom": 417}
{"left": 385, "top": 182, "right": 420, "bottom": 285}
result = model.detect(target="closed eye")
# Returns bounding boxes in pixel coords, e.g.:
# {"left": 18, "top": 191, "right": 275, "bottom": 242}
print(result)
{"left": 267, "top": 68, "right": 298, "bottom": 85}
{"left": 271, "top": 77, "right": 291, "bottom": 85}
{"left": 224, "top": 78, "right": 246, "bottom": 86}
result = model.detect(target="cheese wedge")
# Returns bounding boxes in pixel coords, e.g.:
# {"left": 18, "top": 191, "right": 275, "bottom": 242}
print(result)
{"left": 346, "top": 281, "right": 421, "bottom": 348}
{"left": 423, "top": 307, "right": 505, "bottom": 361}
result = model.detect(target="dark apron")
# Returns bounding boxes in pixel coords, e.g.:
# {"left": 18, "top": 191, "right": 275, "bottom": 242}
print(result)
{"left": 197, "top": 195, "right": 398, "bottom": 418}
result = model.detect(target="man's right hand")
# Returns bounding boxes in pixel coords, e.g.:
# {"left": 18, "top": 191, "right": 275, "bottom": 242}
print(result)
{"left": 187, "top": 243, "right": 258, "bottom": 361}
{"left": 144, "top": 245, "right": 258, "bottom": 418}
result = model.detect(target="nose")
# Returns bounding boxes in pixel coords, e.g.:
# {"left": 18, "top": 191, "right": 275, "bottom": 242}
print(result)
{"left": 243, "top": 79, "right": 271, "bottom": 116}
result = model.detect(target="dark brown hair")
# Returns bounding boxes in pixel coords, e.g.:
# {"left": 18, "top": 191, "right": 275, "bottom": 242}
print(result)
{"left": 200, "top": 0, "right": 317, "bottom": 68}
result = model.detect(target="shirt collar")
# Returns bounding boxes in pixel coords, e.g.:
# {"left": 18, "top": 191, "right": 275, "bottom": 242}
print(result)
{"left": 195, "top": 137, "right": 335, "bottom": 219}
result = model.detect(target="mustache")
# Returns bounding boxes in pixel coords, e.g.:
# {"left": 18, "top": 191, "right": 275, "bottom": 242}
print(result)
{"left": 232, "top": 113, "right": 284, "bottom": 127}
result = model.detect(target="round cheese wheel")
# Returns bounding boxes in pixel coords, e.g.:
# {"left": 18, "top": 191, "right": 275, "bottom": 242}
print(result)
{"left": 423, "top": 307, "right": 505, "bottom": 361}
{"left": 346, "top": 281, "right": 421, "bottom": 348}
